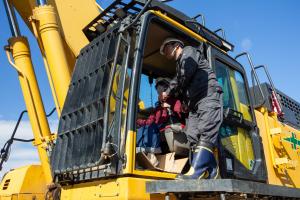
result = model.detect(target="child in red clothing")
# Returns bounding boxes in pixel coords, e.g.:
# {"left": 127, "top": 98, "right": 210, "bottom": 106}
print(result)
{"left": 136, "top": 77, "right": 185, "bottom": 154}
{"left": 136, "top": 95, "right": 183, "bottom": 128}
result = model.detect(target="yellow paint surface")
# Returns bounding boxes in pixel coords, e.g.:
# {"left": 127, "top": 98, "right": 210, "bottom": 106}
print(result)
{"left": 255, "top": 109, "right": 300, "bottom": 187}
{"left": 0, "top": 165, "right": 46, "bottom": 200}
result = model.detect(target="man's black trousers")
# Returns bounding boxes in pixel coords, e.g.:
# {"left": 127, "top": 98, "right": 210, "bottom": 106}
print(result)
{"left": 186, "top": 91, "right": 223, "bottom": 148}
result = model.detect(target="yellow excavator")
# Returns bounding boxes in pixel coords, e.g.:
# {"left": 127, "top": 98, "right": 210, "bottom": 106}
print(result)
{"left": 1, "top": 0, "right": 300, "bottom": 199}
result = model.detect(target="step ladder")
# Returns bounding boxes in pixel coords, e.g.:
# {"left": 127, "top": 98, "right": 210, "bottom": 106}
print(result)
{"left": 269, "top": 125, "right": 299, "bottom": 169}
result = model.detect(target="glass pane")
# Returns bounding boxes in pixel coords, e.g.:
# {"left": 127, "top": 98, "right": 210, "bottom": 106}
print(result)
{"left": 108, "top": 40, "right": 129, "bottom": 133}
{"left": 139, "top": 74, "right": 157, "bottom": 109}
{"left": 234, "top": 71, "right": 253, "bottom": 122}
{"left": 235, "top": 71, "right": 250, "bottom": 105}
{"left": 215, "top": 60, "right": 236, "bottom": 110}
{"left": 120, "top": 67, "right": 132, "bottom": 133}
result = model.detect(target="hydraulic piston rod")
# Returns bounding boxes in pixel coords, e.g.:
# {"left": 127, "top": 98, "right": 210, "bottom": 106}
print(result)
{"left": 3, "top": 0, "right": 20, "bottom": 37}
{"left": 3, "top": 0, "right": 53, "bottom": 183}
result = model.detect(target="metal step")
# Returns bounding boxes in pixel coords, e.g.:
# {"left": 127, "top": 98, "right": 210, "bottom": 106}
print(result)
{"left": 146, "top": 179, "right": 300, "bottom": 199}
{"left": 270, "top": 127, "right": 298, "bottom": 168}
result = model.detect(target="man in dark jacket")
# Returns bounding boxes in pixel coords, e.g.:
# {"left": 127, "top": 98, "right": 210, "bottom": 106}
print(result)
{"left": 160, "top": 38, "right": 223, "bottom": 179}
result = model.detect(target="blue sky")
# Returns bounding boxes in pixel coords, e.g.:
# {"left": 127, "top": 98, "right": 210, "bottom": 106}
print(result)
{"left": 0, "top": 0, "right": 299, "bottom": 175}
{"left": 1, "top": 0, "right": 300, "bottom": 120}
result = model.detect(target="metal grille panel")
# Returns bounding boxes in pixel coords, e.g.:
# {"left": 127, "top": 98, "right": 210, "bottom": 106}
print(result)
{"left": 50, "top": 25, "right": 120, "bottom": 182}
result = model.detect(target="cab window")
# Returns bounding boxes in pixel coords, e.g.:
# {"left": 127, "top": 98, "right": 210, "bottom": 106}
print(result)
{"left": 215, "top": 60, "right": 236, "bottom": 110}
{"left": 215, "top": 59, "right": 252, "bottom": 122}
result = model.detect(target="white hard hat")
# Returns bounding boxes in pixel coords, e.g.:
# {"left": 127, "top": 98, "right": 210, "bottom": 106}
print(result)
{"left": 160, "top": 37, "right": 184, "bottom": 55}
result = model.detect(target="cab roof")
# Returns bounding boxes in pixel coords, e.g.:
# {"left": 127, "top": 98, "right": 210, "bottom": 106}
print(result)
{"left": 83, "top": 0, "right": 234, "bottom": 52}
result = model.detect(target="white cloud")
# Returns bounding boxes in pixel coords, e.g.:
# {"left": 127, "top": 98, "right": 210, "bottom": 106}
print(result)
{"left": 0, "top": 119, "right": 58, "bottom": 178}
{"left": 9, "top": 146, "right": 40, "bottom": 160}
{"left": 241, "top": 38, "right": 253, "bottom": 51}
{"left": 0, "top": 120, "right": 34, "bottom": 142}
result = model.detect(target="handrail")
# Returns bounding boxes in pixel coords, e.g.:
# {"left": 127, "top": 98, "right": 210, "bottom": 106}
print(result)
{"left": 214, "top": 28, "right": 226, "bottom": 40}
{"left": 119, "top": 0, "right": 153, "bottom": 33}
{"left": 235, "top": 52, "right": 266, "bottom": 107}
{"left": 192, "top": 13, "right": 205, "bottom": 27}
{"left": 185, "top": 13, "right": 206, "bottom": 33}
{"left": 254, "top": 65, "right": 283, "bottom": 113}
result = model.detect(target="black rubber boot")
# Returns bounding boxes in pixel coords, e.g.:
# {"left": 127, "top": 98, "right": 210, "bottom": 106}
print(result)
{"left": 176, "top": 145, "right": 219, "bottom": 179}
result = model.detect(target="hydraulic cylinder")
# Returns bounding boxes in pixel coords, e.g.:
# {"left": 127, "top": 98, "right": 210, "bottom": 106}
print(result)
{"left": 7, "top": 36, "right": 53, "bottom": 183}
{"left": 32, "top": 5, "right": 74, "bottom": 114}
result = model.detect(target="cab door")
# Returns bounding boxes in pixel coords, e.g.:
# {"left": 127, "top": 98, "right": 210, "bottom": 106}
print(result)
{"left": 210, "top": 47, "right": 267, "bottom": 182}
{"left": 50, "top": 22, "right": 135, "bottom": 182}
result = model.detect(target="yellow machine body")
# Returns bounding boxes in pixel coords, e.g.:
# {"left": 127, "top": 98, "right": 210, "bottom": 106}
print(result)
{"left": 0, "top": 165, "right": 46, "bottom": 200}
{"left": 11, "top": 0, "right": 99, "bottom": 56}
{"left": 0, "top": 166, "right": 169, "bottom": 200}
{"left": 5, "top": 36, "right": 53, "bottom": 184}
{"left": 255, "top": 109, "right": 300, "bottom": 187}
{"left": 55, "top": 112, "right": 300, "bottom": 200}
{"left": 59, "top": 177, "right": 172, "bottom": 200}
{"left": 2, "top": 1, "right": 300, "bottom": 199}
{"left": 31, "top": 4, "right": 75, "bottom": 113}
{"left": 11, "top": 0, "right": 100, "bottom": 115}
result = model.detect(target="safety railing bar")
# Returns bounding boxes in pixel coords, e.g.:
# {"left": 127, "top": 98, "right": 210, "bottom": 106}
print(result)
{"left": 214, "top": 28, "right": 226, "bottom": 40}
{"left": 99, "top": 33, "right": 125, "bottom": 167}
{"left": 235, "top": 52, "right": 266, "bottom": 107}
{"left": 192, "top": 13, "right": 205, "bottom": 27}
{"left": 254, "top": 65, "right": 275, "bottom": 92}
{"left": 254, "top": 65, "right": 283, "bottom": 111}
{"left": 185, "top": 20, "right": 201, "bottom": 33}
{"left": 119, "top": 0, "right": 153, "bottom": 33}
{"left": 117, "top": 33, "right": 132, "bottom": 159}
{"left": 160, "top": 0, "right": 173, "bottom": 2}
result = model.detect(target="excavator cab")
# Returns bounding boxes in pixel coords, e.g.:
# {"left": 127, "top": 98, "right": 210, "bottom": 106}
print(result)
{"left": 2, "top": 0, "right": 300, "bottom": 199}
{"left": 50, "top": 0, "right": 266, "bottom": 185}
